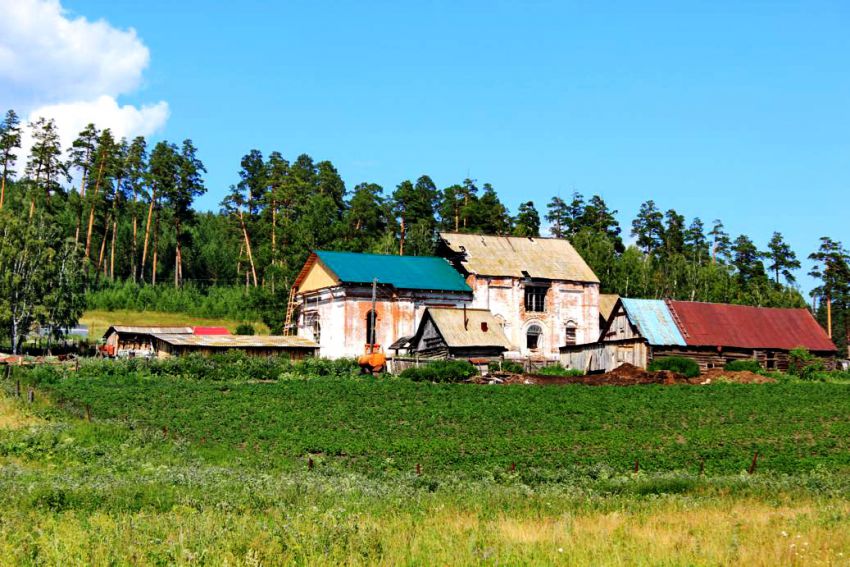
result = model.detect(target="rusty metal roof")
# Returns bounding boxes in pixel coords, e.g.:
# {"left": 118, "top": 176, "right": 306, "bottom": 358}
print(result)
{"left": 668, "top": 301, "right": 836, "bottom": 352}
{"left": 423, "top": 307, "right": 512, "bottom": 349}
{"left": 152, "top": 334, "right": 318, "bottom": 349}
{"left": 620, "top": 298, "right": 687, "bottom": 346}
{"left": 599, "top": 294, "right": 620, "bottom": 321}
{"left": 439, "top": 232, "right": 599, "bottom": 283}
{"left": 104, "top": 326, "right": 193, "bottom": 338}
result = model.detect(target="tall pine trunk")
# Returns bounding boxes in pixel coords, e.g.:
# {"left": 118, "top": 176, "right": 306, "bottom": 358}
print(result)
{"left": 84, "top": 159, "right": 107, "bottom": 260}
{"left": 151, "top": 206, "right": 160, "bottom": 285}
{"left": 140, "top": 188, "right": 156, "bottom": 282}
{"left": 239, "top": 209, "right": 258, "bottom": 287}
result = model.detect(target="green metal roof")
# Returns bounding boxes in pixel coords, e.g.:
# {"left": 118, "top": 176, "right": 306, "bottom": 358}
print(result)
{"left": 314, "top": 250, "right": 472, "bottom": 292}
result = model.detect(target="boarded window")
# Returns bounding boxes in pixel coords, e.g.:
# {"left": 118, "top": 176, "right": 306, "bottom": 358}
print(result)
{"left": 526, "top": 324, "right": 542, "bottom": 349}
{"left": 565, "top": 321, "right": 577, "bottom": 346}
{"left": 524, "top": 286, "right": 547, "bottom": 312}
{"left": 366, "top": 310, "right": 377, "bottom": 345}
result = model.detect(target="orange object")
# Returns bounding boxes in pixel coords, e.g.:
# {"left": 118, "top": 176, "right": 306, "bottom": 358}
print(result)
{"left": 358, "top": 344, "right": 386, "bottom": 374}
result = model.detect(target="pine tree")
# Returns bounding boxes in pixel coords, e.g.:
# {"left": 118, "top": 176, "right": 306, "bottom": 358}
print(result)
{"left": 513, "top": 201, "right": 540, "bottom": 237}
{"left": 631, "top": 200, "right": 664, "bottom": 254}
{"left": 123, "top": 137, "right": 148, "bottom": 282}
{"left": 809, "top": 237, "right": 850, "bottom": 342}
{"left": 168, "top": 139, "right": 207, "bottom": 287}
{"left": 709, "top": 219, "right": 731, "bottom": 263}
{"left": 26, "top": 117, "right": 68, "bottom": 218}
{"left": 68, "top": 123, "right": 99, "bottom": 244}
{"left": 0, "top": 110, "right": 22, "bottom": 209}
{"left": 765, "top": 231, "right": 800, "bottom": 285}
{"left": 545, "top": 196, "right": 569, "bottom": 238}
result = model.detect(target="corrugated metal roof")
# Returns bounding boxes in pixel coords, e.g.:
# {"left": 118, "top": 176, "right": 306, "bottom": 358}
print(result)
{"left": 193, "top": 326, "right": 230, "bottom": 335}
{"left": 425, "top": 307, "right": 512, "bottom": 349}
{"left": 104, "top": 326, "right": 193, "bottom": 338}
{"left": 668, "top": 301, "right": 836, "bottom": 352}
{"left": 599, "top": 294, "right": 620, "bottom": 321}
{"left": 310, "top": 250, "right": 471, "bottom": 292}
{"left": 620, "top": 298, "right": 687, "bottom": 346}
{"left": 439, "top": 232, "right": 599, "bottom": 283}
{"left": 153, "top": 334, "right": 318, "bottom": 349}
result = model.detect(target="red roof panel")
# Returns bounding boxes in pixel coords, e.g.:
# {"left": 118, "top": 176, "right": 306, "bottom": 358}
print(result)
{"left": 193, "top": 326, "right": 231, "bottom": 336}
{"left": 667, "top": 301, "right": 836, "bottom": 352}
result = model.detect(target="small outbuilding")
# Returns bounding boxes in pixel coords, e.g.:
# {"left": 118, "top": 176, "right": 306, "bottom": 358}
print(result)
{"left": 102, "top": 326, "right": 194, "bottom": 357}
{"left": 409, "top": 307, "right": 512, "bottom": 359}
{"left": 151, "top": 334, "right": 318, "bottom": 359}
{"left": 561, "top": 298, "right": 836, "bottom": 372}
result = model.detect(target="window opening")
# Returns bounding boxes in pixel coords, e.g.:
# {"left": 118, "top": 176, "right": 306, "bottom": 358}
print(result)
{"left": 526, "top": 324, "right": 543, "bottom": 350}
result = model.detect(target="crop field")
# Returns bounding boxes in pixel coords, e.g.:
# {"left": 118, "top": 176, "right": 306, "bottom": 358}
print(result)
{"left": 2, "top": 358, "right": 850, "bottom": 565}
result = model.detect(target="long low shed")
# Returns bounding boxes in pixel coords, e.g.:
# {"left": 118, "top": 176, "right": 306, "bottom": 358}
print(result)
{"left": 561, "top": 298, "right": 836, "bottom": 372}
{"left": 152, "top": 334, "right": 319, "bottom": 359}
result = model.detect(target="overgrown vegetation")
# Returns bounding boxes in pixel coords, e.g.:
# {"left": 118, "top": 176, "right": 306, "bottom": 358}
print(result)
{"left": 723, "top": 359, "right": 764, "bottom": 373}
{"left": 489, "top": 360, "right": 524, "bottom": 374}
{"left": 647, "top": 356, "right": 701, "bottom": 377}
{"left": 534, "top": 363, "right": 584, "bottom": 377}
{"left": 399, "top": 359, "right": 477, "bottom": 383}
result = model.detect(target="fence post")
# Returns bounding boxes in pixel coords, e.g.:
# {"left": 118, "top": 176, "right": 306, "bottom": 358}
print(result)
{"left": 15, "top": 379, "right": 20, "bottom": 398}
{"left": 699, "top": 459, "right": 705, "bottom": 476}
{"left": 27, "top": 388, "right": 34, "bottom": 403}
{"left": 748, "top": 451, "right": 759, "bottom": 474}
{"left": 633, "top": 458, "right": 640, "bottom": 473}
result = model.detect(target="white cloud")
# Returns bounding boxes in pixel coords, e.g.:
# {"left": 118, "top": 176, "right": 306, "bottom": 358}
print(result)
{"left": 27, "top": 96, "right": 170, "bottom": 146}
{"left": 0, "top": 0, "right": 168, "bottom": 154}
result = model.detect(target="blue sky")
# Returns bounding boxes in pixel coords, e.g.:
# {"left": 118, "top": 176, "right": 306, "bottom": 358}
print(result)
{"left": 8, "top": 1, "right": 850, "bottom": 293}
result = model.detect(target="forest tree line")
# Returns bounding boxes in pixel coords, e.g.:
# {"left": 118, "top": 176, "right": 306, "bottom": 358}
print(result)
{"left": 0, "top": 109, "right": 848, "bottom": 350}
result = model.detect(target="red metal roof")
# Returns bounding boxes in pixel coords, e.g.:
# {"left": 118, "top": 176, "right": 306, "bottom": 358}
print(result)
{"left": 667, "top": 301, "right": 836, "bottom": 352}
{"left": 193, "top": 326, "right": 231, "bottom": 336}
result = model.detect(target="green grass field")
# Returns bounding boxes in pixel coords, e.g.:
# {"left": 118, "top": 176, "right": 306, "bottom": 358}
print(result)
{"left": 2, "top": 358, "right": 850, "bottom": 565}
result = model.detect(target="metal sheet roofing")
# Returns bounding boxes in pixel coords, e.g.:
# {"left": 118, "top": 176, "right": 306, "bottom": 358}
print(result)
{"left": 668, "top": 301, "right": 836, "bottom": 352}
{"left": 310, "top": 250, "right": 471, "bottom": 292}
{"left": 193, "top": 326, "right": 230, "bottom": 335}
{"left": 104, "top": 326, "right": 193, "bottom": 338}
{"left": 152, "top": 334, "right": 318, "bottom": 349}
{"left": 439, "top": 232, "right": 600, "bottom": 283}
{"left": 620, "top": 298, "right": 687, "bottom": 346}
{"left": 424, "top": 307, "right": 512, "bottom": 349}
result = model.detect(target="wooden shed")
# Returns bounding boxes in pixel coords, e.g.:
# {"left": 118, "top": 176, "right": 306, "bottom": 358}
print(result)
{"left": 410, "top": 307, "right": 512, "bottom": 359}
{"left": 151, "top": 334, "right": 318, "bottom": 360}
{"left": 102, "top": 326, "right": 194, "bottom": 357}
{"left": 561, "top": 298, "right": 836, "bottom": 372}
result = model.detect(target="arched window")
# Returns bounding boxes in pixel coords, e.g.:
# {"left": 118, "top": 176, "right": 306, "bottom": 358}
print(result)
{"left": 312, "top": 319, "right": 321, "bottom": 344}
{"left": 526, "top": 324, "right": 543, "bottom": 350}
{"left": 565, "top": 321, "right": 577, "bottom": 346}
{"left": 366, "top": 310, "right": 377, "bottom": 345}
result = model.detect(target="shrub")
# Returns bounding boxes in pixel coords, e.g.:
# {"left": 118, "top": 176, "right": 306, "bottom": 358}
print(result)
{"left": 488, "top": 360, "right": 524, "bottom": 374}
{"left": 788, "top": 347, "right": 826, "bottom": 380}
{"left": 648, "top": 356, "right": 700, "bottom": 378}
{"left": 235, "top": 323, "right": 256, "bottom": 336}
{"left": 400, "top": 360, "right": 477, "bottom": 383}
{"left": 724, "top": 360, "right": 763, "bottom": 373}
{"left": 536, "top": 363, "right": 584, "bottom": 377}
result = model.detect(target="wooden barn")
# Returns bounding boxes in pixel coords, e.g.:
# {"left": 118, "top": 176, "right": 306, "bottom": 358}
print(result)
{"left": 151, "top": 334, "right": 318, "bottom": 359}
{"left": 409, "top": 307, "right": 512, "bottom": 359}
{"left": 101, "top": 326, "right": 232, "bottom": 357}
{"left": 561, "top": 298, "right": 836, "bottom": 372}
